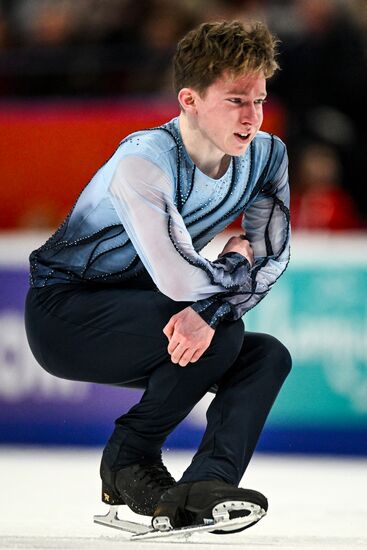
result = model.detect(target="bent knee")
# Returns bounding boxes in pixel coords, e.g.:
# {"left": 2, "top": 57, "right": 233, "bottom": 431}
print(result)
{"left": 254, "top": 333, "right": 292, "bottom": 379}
{"left": 267, "top": 334, "right": 292, "bottom": 378}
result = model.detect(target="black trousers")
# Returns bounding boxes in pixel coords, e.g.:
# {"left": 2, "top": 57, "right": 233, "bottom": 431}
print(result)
{"left": 25, "top": 283, "right": 291, "bottom": 486}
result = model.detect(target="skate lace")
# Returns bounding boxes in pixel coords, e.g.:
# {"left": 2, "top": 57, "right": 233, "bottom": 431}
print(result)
{"left": 138, "top": 461, "right": 175, "bottom": 490}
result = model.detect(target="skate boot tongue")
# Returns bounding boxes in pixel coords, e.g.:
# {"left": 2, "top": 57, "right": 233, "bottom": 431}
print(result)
{"left": 114, "top": 461, "right": 176, "bottom": 515}
{"left": 138, "top": 460, "right": 176, "bottom": 491}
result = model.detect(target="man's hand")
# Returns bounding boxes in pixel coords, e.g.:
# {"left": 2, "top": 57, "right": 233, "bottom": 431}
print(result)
{"left": 218, "top": 234, "right": 254, "bottom": 266}
{"left": 163, "top": 306, "right": 215, "bottom": 367}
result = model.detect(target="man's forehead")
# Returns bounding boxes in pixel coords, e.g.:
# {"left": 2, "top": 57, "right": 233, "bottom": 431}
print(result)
{"left": 214, "top": 71, "right": 267, "bottom": 95}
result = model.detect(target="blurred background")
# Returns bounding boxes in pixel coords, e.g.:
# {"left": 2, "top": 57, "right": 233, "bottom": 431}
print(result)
{"left": 0, "top": 0, "right": 367, "bottom": 457}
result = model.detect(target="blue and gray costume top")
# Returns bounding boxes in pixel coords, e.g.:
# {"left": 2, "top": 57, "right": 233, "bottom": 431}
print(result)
{"left": 29, "top": 116, "right": 290, "bottom": 328}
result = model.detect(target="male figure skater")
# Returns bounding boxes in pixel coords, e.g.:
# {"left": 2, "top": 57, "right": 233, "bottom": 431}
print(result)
{"left": 25, "top": 20, "right": 292, "bottom": 533}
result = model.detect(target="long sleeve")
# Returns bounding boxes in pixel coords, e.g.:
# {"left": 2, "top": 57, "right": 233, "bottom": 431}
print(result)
{"left": 108, "top": 155, "right": 252, "bottom": 302}
{"left": 191, "top": 142, "right": 290, "bottom": 326}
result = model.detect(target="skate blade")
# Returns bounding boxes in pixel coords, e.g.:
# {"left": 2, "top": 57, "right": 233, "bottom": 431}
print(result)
{"left": 94, "top": 503, "right": 266, "bottom": 540}
{"left": 93, "top": 505, "right": 150, "bottom": 535}
{"left": 133, "top": 504, "right": 267, "bottom": 540}
{"left": 212, "top": 500, "right": 265, "bottom": 530}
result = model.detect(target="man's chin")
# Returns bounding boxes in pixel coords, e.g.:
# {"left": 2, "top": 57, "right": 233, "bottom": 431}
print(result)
{"left": 230, "top": 143, "right": 250, "bottom": 157}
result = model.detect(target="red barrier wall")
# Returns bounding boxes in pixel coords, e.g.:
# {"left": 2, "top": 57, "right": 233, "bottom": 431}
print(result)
{"left": 0, "top": 99, "right": 285, "bottom": 229}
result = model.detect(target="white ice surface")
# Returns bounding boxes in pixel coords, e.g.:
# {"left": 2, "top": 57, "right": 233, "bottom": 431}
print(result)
{"left": 0, "top": 448, "right": 366, "bottom": 549}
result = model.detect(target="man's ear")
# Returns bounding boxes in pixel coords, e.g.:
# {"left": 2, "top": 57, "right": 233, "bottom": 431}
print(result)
{"left": 177, "top": 88, "right": 197, "bottom": 113}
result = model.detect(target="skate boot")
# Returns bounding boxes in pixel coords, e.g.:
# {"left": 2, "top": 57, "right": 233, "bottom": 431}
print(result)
{"left": 152, "top": 480, "right": 268, "bottom": 534}
{"left": 100, "top": 455, "right": 176, "bottom": 516}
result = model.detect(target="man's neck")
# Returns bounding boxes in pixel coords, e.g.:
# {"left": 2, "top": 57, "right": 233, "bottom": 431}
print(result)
{"left": 178, "top": 113, "right": 230, "bottom": 179}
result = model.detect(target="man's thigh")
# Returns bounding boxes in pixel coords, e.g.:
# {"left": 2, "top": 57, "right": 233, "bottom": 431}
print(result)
{"left": 25, "top": 284, "right": 191, "bottom": 385}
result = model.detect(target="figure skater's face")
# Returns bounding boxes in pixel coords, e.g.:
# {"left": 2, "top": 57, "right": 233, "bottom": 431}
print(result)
{"left": 192, "top": 71, "right": 267, "bottom": 156}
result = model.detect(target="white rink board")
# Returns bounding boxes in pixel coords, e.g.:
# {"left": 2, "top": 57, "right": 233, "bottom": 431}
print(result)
{"left": 0, "top": 449, "right": 366, "bottom": 549}
{"left": 1, "top": 230, "right": 367, "bottom": 266}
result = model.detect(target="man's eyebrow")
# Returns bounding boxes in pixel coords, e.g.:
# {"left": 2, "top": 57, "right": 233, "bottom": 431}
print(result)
{"left": 225, "top": 90, "right": 267, "bottom": 97}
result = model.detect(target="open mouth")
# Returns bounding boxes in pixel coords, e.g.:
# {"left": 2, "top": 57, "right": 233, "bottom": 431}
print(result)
{"left": 234, "top": 132, "right": 250, "bottom": 143}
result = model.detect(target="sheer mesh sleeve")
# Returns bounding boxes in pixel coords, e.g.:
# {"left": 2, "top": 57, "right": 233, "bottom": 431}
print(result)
{"left": 191, "top": 143, "right": 290, "bottom": 327}
{"left": 108, "top": 155, "right": 251, "bottom": 302}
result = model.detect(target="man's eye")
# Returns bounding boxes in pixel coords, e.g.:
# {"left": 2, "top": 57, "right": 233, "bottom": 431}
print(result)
{"left": 255, "top": 99, "right": 267, "bottom": 105}
{"left": 227, "top": 98, "right": 242, "bottom": 104}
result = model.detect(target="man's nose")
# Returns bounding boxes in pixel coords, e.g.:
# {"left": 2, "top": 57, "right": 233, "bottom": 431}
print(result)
{"left": 240, "top": 103, "right": 259, "bottom": 125}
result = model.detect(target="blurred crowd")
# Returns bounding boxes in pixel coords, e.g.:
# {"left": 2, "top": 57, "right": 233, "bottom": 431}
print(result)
{"left": 0, "top": 0, "right": 366, "bottom": 230}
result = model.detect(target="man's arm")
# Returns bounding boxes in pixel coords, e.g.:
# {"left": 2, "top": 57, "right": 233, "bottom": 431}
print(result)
{"left": 163, "top": 235, "right": 254, "bottom": 366}
{"left": 109, "top": 155, "right": 253, "bottom": 301}
{"left": 165, "top": 143, "right": 290, "bottom": 366}
{"left": 190, "top": 140, "right": 290, "bottom": 325}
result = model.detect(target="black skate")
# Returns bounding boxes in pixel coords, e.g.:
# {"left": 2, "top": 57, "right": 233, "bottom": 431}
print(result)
{"left": 94, "top": 477, "right": 267, "bottom": 539}
{"left": 99, "top": 455, "right": 176, "bottom": 516}
{"left": 152, "top": 480, "right": 268, "bottom": 534}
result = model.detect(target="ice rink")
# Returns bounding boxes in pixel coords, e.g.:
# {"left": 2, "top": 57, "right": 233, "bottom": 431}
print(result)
{"left": 0, "top": 448, "right": 366, "bottom": 549}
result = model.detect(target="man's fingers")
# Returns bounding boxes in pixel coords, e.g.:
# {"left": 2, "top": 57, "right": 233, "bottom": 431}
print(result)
{"left": 170, "top": 342, "right": 191, "bottom": 363}
{"left": 167, "top": 338, "right": 180, "bottom": 355}
{"left": 163, "top": 317, "right": 176, "bottom": 340}
{"left": 172, "top": 345, "right": 207, "bottom": 367}
{"left": 176, "top": 348, "right": 197, "bottom": 367}
{"left": 190, "top": 349, "right": 204, "bottom": 363}
{"left": 164, "top": 306, "right": 216, "bottom": 366}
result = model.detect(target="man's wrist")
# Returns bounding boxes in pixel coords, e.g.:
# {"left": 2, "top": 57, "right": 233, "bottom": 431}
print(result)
{"left": 190, "top": 300, "right": 232, "bottom": 329}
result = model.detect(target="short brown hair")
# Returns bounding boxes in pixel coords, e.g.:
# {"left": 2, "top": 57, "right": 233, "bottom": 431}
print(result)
{"left": 173, "top": 20, "right": 279, "bottom": 96}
